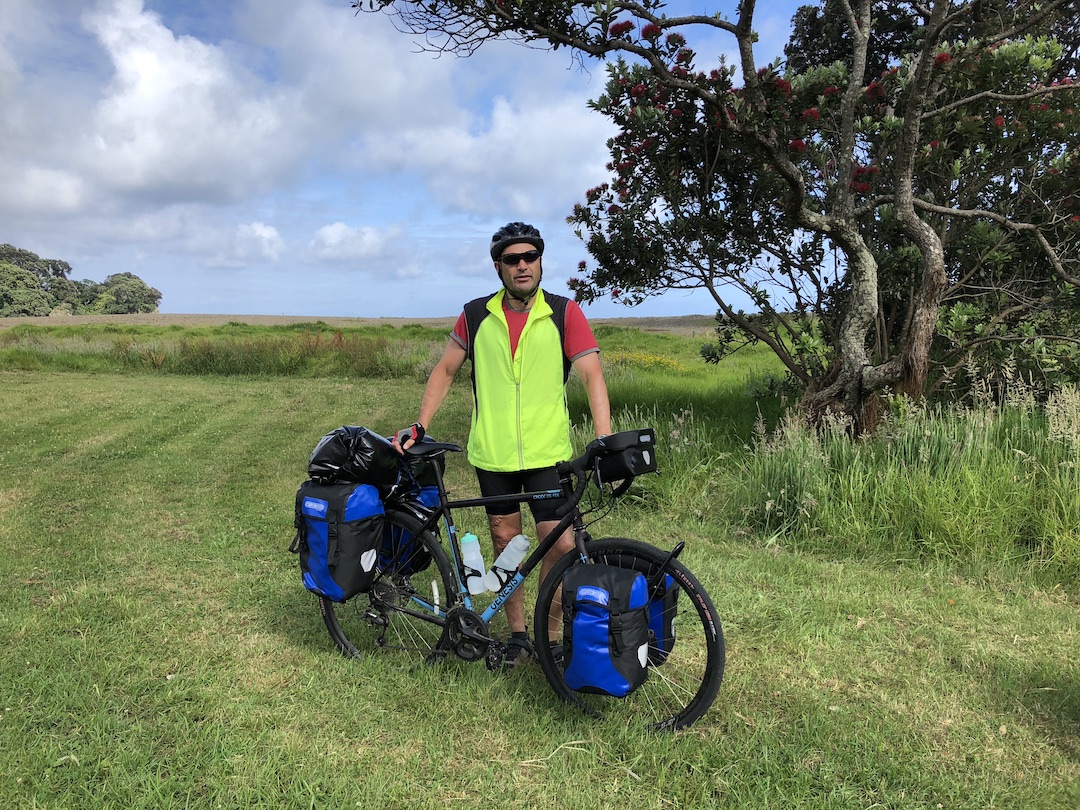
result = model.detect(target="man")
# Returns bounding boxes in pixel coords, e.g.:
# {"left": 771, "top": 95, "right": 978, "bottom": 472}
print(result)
{"left": 394, "top": 221, "right": 611, "bottom": 670}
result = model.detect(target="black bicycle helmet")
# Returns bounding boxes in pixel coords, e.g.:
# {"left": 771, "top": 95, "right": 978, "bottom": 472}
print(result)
{"left": 489, "top": 222, "right": 544, "bottom": 261}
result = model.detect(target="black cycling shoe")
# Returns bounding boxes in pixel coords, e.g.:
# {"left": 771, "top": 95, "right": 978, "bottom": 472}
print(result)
{"left": 501, "top": 635, "right": 534, "bottom": 672}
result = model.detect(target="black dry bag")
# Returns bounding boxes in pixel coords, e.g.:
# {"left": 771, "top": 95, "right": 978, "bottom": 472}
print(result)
{"left": 307, "top": 426, "right": 398, "bottom": 488}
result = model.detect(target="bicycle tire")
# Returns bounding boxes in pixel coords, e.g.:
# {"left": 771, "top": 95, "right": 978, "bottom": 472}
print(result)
{"left": 320, "top": 505, "right": 458, "bottom": 659}
{"left": 533, "top": 537, "right": 725, "bottom": 731}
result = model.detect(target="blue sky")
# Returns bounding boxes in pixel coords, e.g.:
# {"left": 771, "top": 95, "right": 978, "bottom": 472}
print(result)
{"left": 1, "top": 0, "right": 806, "bottom": 318}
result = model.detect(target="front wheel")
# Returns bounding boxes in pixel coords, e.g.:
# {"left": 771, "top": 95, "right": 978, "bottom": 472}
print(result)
{"left": 320, "top": 505, "right": 458, "bottom": 660}
{"left": 534, "top": 537, "right": 725, "bottom": 731}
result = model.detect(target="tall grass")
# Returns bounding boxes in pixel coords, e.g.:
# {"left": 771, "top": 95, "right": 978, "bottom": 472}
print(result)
{"left": 603, "top": 392, "right": 1080, "bottom": 583}
{"left": 0, "top": 322, "right": 447, "bottom": 379}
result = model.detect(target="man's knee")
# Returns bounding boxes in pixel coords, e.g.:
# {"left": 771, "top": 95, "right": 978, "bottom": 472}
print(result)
{"left": 488, "top": 512, "right": 523, "bottom": 550}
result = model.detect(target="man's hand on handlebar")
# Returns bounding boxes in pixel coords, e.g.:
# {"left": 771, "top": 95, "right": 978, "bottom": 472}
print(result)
{"left": 392, "top": 422, "right": 425, "bottom": 454}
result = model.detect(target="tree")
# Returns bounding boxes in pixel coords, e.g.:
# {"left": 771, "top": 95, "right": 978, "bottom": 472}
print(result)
{"left": 0, "top": 243, "right": 73, "bottom": 283}
{"left": 779, "top": 2, "right": 1080, "bottom": 403}
{"left": 0, "top": 246, "right": 163, "bottom": 316}
{"left": 92, "top": 273, "right": 162, "bottom": 314}
{"left": 362, "top": 0, "right": 1080, "bottom": 429}
{"left": 0, "top": 262, "right": 51, "bottom": 316}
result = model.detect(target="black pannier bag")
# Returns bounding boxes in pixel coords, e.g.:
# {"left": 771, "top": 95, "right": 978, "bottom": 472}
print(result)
{"left": 308, "top": 425, "right": 399, "bottom": 488}
{"left": 648, "top": 573, "right": 678, "bottom": 665}
{"left": 562, "top": 563, "right": 651, "bottom": 697}
{"left": 291, "top": 480, "right": 384, "bottom": 602}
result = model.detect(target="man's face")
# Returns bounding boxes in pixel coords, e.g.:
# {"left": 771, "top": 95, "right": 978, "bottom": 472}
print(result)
{"left": 496, "top": 241, "right": 542, "bottom": 300}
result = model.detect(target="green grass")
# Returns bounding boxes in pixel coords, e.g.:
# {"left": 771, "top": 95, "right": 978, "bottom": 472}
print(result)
{"left": 0, "top": 323, "right": 1077, "bottom": 808}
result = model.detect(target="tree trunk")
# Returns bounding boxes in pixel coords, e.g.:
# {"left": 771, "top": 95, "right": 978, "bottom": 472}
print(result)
{"left": 799, "top": 226, "right": 883, "bottom": 432}
{"left": 895, "top": 233, "right": 947, "bottom": 398}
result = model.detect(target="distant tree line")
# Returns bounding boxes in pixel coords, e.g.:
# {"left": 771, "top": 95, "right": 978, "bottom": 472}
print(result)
{"left": 0, "top": 244, "right": 162, "bottom": 317}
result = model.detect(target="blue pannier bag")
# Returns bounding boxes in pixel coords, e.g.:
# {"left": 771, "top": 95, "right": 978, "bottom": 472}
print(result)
{"left": 290, "top": 480, "right": 384, "bottom": 602}
{"left": 377, "top": 511, "right": 433, "bottom": 577}
{"left": 379, "top": 439, "right": 442, "bottom": 576}
{"left": 562, "top": 563, "right": 650, "bottom": 697}
{"left": 648, "top": 573, "right": 678, "bottom": 665}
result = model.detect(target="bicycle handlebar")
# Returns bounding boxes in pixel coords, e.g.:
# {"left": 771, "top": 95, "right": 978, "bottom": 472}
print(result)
{"left": 400, "top": 428, "right": 656, "bottom": 519}
{"left": 553, "top": 428, "right": 656, "bottom": 517}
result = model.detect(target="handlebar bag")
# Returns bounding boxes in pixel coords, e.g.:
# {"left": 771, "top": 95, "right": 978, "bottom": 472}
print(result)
{"left": 593, "top": 429, "right": 658, "bottom": 486}
{"left": 562, "top": 563, "right": 650, "bottom": 697}
{"left": 647, "top": 573, "right": 678, "bottom": 666}
{"left": 291, "top": 480, "right": 384, "bottom": 602}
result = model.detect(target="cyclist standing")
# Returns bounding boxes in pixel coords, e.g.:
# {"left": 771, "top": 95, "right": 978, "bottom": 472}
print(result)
{"left": 394, "top": 221, "right": 612, "bottom": 670}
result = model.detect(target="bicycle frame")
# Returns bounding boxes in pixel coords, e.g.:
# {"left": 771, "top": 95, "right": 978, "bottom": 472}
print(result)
{"left": 391, "top": 448, "right": 587, "bottom": 626}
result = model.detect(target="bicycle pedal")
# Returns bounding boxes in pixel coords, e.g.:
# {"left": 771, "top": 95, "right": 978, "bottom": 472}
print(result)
{"left": 485, "top": 641, "right": 506, "bottom": 672}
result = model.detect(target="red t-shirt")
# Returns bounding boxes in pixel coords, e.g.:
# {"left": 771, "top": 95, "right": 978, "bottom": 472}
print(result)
{"left": 451, "top": 295, "right": 598, "bottom": 361}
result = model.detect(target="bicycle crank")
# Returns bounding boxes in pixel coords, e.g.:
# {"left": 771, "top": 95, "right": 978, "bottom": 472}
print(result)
{"left": 444, "top": 606, "right": 492, "bottom": 662}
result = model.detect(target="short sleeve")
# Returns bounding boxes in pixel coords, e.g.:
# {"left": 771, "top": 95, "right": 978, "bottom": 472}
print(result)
{"left": 451, "top": 312, "right": 468, "bottom": 351}
{"left": 563, "top": 300, "right": 599, "bottom": 361}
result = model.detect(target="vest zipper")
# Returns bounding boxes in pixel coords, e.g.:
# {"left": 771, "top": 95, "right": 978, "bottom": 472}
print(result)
{"left": 515, "top": 379, "right": 524, "bottom": 469}
{"left": 514, "top": 318, "right": 526, "bottom": 469}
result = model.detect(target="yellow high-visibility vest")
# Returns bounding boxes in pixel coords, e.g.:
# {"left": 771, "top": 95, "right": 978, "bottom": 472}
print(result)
{"left": 463, "top": 288, "right": 572, "bottom": 472}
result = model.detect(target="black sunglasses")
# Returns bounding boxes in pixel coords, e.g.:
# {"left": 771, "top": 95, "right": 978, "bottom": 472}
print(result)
{"left": 499, "top": 250, "right": 541, "bottom": 266}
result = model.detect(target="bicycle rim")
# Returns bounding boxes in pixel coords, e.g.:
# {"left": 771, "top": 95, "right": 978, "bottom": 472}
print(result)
{"left": 320, "top": 506, "right": 457, "bottom": 660}
{"left": 534, "top": 537, "right": 725, "bottom": 731}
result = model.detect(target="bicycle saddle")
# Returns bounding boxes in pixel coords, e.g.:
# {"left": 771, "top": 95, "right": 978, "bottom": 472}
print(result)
{"left": 405, "top": 440, "right": 462, "bottom": 457}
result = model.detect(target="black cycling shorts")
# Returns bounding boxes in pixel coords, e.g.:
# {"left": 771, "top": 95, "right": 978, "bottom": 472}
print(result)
{"left": 475, "top": 466, "right": 567, "bottom": 524}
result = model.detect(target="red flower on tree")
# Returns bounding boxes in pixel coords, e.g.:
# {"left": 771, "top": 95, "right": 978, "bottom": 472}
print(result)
{"left": 641, "top": 23, "right": 662, "bottom": 41}
{"left": 789, "top": 139, "right": 807, "bottom": 153}
{"left": 864, "top": 81, "right": 886, "bottom": 101}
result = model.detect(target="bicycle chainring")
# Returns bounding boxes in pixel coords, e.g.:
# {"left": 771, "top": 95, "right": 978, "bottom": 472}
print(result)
{"left": 445, "top": 606, "right": 491, "bottom": 662}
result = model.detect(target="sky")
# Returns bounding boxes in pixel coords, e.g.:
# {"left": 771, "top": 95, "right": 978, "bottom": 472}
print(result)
{"left": 0, "top": 0, "right": 805, "bottom": 318}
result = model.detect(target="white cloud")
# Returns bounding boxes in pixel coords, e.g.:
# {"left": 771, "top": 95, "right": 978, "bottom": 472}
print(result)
{"left": 309, "top": 222, "right": 402, "bottom": 263}
{"left": 82, "top": 0, "right": 298, "bottom": 202}
{"left": 0, "top": 0, "right": 796, "bottom": 317}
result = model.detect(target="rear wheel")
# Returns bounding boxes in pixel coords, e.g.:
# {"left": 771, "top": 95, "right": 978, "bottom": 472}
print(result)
{"left": 534, "top": 537, "right": 725, "bottom": 731}
{"left": 320, "top": 506, "right": 458, "bottom": 660}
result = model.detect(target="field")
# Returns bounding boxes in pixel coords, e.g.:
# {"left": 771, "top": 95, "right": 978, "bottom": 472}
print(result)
{"left": 0, "top": 315, "right": 1076, "bottom": 809}
{"left": 0, "top": 311, "right": 719, "bottom": 336}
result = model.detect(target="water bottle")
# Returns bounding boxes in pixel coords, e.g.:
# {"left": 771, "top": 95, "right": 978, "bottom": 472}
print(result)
{"left": 484, "top": 534, "right": 530, "bottom": 593}
{"left": 459, "top": 532, "right": 487, "bottom": 595}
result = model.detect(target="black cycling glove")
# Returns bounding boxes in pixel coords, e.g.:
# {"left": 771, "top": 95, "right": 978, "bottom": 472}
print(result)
{"left": 395, "top": 422, "right": 426, "bottom": 447}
